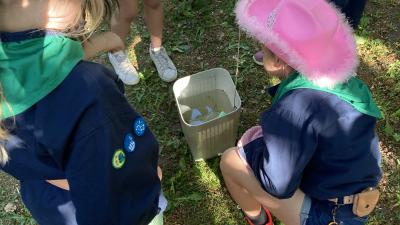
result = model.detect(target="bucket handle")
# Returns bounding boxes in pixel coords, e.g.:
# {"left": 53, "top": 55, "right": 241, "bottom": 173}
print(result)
{"left": 233, "top": 29, "right": 241, "bottom": 110}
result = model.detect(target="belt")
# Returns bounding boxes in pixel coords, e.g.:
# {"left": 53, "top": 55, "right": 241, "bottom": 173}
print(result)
{"left": 328, "top": 195, "right": 354, "bottom": 205}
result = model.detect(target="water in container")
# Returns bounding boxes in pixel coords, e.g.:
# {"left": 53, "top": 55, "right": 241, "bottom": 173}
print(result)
{"left": 180, "top": 89, "right": 233, "bottom": 126}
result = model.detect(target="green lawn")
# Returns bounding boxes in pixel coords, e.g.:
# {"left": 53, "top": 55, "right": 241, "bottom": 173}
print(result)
{"left": 1, "top": 0, "right": 399, "bottom": 224}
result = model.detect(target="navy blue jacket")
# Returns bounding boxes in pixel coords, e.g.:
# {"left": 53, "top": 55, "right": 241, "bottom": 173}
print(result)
{"left": 329, "top": 0, "right": 367, "bottom": 29}
{"left": 1, "top": 61, "right": 161, "bottom": 225}
{"left": 243, "top": 85, "right": 382, "bottom": 200}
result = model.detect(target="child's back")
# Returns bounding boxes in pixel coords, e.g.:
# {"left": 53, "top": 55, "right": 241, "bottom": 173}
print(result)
{"left": 0, "top": 1, "right": 164, "bottom": 224}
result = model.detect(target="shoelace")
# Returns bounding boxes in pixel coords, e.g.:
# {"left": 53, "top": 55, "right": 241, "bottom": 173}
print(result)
{"left": 114, "top": 53, "right": 133, "bottom": 70}
{"left": 115, "top": 53, "right": 128, "bottom": 64}
{"left": 153, "top": 48, "right": 174, "bottom": 71}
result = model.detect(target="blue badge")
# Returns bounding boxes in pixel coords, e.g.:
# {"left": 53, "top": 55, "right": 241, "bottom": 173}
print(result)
{"left": 124, "top": 133, "right": 136, "bottom": 153}
{"left": 133, "top": 117, "right": 146, "bottom": 136}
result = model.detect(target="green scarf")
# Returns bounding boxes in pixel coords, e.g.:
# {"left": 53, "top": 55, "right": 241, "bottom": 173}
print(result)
{"left": 0, "top": 33, "right": 84, "bottom": 119}
{"left": 272, "top": 72, "right": 382, "bottom": 118}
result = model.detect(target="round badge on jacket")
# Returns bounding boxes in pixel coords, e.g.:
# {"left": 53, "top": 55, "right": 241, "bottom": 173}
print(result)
{"left": 133, "top": 117, "right": 146, "bottom": 136}
{"left": 124, "top": 133, "right": 136, "bottom": 153}
{"left": 112, "top": 149, "right": 126, "bottom": 169}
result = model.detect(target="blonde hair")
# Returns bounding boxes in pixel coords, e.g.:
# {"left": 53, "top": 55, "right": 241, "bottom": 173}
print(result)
{"left": 62, "top": 0, "right": 118, "bottom": 39}
{"left": 0, "top": 0, "right": 118, "bottom": 165}
{"left": 0, "top": 86, "right": 9, "bottom": 166}
{"left": 0, "top": 127, "right": 9, "bottom": 166}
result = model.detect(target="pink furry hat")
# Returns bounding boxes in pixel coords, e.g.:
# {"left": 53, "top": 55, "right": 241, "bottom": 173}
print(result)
{"left": 235, "top": 0, "right": 359, "bottom": 87}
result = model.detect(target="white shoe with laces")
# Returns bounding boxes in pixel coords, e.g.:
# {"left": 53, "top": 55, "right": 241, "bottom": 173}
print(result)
{"left": 108, "top": 50, "right": 140, "bottom": 85}
{"left": 149, "top": 46, "right": 177, "bottom": 82}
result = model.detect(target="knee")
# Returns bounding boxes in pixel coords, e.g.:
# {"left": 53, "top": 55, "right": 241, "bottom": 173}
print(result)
{"left": 219, "top": 147, "right": 238, "bottom": 176}
{"left": 144, "top": 0, "right": 162, "bottom": 10}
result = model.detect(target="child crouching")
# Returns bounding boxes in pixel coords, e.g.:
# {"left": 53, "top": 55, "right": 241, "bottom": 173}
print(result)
{"left": 220, "top": 0, "right": 382, "bottom": 225}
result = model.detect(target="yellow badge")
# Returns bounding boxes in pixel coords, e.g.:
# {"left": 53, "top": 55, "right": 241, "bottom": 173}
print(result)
{"left": 112, "top": 149, "right": 126, "bottom": 169}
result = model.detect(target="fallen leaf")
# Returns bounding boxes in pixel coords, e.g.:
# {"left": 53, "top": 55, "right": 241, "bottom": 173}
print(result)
{"left": 4, "top": 202, "right": 17, "bottom": 213}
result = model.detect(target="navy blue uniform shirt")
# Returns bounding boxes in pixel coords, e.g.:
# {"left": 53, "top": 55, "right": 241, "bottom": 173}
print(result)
{"left": 1, "top": 60, "right": 161, "bottom": 225}
{"left": 243, "top": 85, "right": 382, "bottom": 200}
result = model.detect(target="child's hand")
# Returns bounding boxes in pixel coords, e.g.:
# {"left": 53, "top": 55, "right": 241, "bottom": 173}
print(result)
{"left": 157, "top": 166, "right": 162, "bottom": 181}
{"left": 46, "top": 179, "right": 70, "bottom": 191}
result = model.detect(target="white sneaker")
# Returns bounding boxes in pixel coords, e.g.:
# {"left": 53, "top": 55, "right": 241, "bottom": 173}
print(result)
{"left": 108, "top": 50, "right": 140, "bottom": 85}
{"left": 149, "top": 46, "right": 177, "bottom": 82}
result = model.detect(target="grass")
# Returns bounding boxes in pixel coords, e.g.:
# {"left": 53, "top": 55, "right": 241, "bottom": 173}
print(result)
{"left": 1, "top": 0, "right": 399, "bottom": 224}
{"left": 0, "top": 173, "right": 35, "bottom": 225}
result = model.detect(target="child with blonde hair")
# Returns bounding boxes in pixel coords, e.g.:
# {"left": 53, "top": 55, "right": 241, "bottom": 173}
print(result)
{"left": 0, "top": 1, "right": 165, "bottom": 224}
{"left": 220, "top": 0, "right": 382, "bottom": 224}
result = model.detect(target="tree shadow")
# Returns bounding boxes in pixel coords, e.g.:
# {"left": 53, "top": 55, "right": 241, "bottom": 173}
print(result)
{"left": 357, "top": 0, "right": 400, "bottom": 60}
{"left": 357, "top": 55, "right": 400, "bottom": 225}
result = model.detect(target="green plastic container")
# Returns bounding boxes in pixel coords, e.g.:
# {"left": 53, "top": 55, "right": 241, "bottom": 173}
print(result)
{"left": 173, "top": 68, "right": 242, "bottom": 161}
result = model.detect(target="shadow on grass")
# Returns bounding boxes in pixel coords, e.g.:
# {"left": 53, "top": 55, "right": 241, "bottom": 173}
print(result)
{"left": 353, "top": 4, "right": 400, "bottom": 222}
{"left": 357, "top": 57, "right": 400, "bottom": 225}
{"left": 168, "top": 157, "right": 246, "bottom": 225}
{"left": 357, "top": 1, "right": 400, "bottom": 60}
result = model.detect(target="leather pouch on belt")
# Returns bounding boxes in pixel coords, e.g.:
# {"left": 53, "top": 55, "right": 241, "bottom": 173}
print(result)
{"left": 352, "top": 188, "right": 379, "bottom": 217}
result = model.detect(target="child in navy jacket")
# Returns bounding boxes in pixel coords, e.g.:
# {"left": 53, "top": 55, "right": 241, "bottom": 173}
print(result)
{"left": 220, "top": 0, "right": 382, "bottom": 225}
{"left": 0, "top": 1, "right": 164, "bottom": 224}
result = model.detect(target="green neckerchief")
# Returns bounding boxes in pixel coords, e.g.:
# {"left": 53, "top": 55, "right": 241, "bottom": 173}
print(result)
{"left": 272, "top": 72, "right": 382, "bottom": 119}
{"left": 0, "top": 33, "right": 83, "bottom": 119}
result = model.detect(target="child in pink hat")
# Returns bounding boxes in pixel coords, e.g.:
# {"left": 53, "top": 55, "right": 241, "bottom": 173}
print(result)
{"left": 252, "top": 0, "right": 369, "bottom": 66}
{"left": 220, "top": 0, "right": 382, "bottom": 225}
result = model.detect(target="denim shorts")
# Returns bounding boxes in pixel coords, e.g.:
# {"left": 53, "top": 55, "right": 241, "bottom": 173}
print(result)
{"left": 300, "top": 195, "right": 369, "bottom": 225}
{"left": 238, "top": 148, "right": 369, "bottom": 225}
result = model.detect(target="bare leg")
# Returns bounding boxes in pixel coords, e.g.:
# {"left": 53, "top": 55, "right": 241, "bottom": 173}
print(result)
{"left": 143, "top": 0, "right": 163, "bottom": 48}
{"left": 220, "top": 147, "right": 305, "bottom": 225}
{"left": 111, "top": 0, "right": 139, "bottom": 45}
